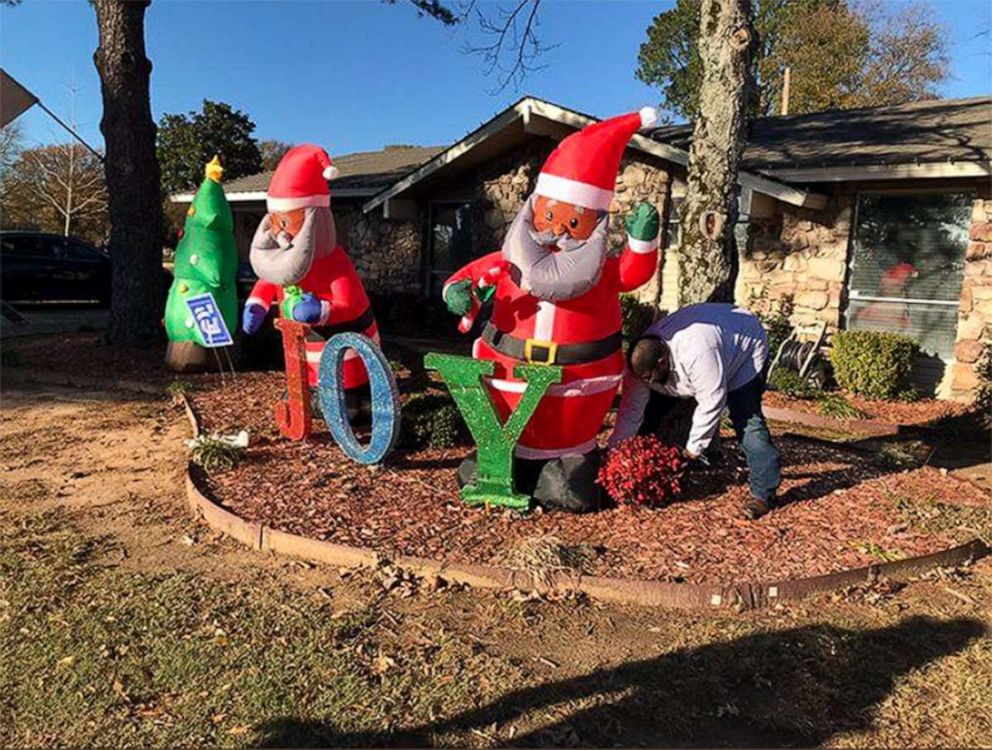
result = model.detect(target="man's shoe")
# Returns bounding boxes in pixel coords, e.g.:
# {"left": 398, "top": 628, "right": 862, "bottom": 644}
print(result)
{"left": 743, "top": 496, "right": 772, "bottom": 521}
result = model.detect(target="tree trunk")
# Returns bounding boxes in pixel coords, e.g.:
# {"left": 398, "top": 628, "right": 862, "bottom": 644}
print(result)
{"left": 93, "top": 0, "right": 164, "bottom": 345}
{"left": 677, "top": 0, "right": 755, "bottom": 305}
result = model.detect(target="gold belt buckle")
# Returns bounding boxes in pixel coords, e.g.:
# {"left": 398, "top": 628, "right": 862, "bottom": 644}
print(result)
{"left": 524, "top": 338, "right": 558, "bottom": 365}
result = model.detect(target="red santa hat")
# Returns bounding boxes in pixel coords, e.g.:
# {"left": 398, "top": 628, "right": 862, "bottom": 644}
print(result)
{"left": 266, "top": 144, "right": 340, "bottom": 212}
{"left": 535, "top": 107, "right": 659, "bottom": 211}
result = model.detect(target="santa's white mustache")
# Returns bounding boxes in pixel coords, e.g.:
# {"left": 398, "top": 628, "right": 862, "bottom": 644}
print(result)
{"left": 529, "top": 228, "right": 586, "bottom": 252}
{"left": 275, "top": 231, "right": 294, "bottom": 250}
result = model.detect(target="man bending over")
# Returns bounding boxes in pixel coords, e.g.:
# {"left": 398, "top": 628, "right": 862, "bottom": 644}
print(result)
{"left": 609, "top": 303, "right": 781, "bottom": 520}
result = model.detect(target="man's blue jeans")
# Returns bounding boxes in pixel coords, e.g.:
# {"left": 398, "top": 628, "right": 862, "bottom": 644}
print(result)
{"left": 639, "top": 375, "right": 781, "bottom": 503}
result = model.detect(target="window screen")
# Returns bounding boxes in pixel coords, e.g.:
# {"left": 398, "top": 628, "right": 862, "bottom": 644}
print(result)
{"left": 847, "top": 192, "right": 972, "bottom": 360}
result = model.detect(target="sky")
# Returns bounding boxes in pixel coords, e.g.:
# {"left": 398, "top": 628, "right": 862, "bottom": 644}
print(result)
{"left": 2, "top": 0, "right": 990, "bottom": 158}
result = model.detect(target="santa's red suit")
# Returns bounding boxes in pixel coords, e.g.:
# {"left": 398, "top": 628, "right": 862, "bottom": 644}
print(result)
{"left": 443, "top": 108, "right": 660, "bottom": 460}
{"left": 246, "top": 248, "right": 378, "bottom": 389}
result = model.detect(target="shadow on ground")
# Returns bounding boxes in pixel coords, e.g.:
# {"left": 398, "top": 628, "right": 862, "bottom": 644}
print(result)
{"left": 255, "top": 615, "right": 985, "bottom": 748}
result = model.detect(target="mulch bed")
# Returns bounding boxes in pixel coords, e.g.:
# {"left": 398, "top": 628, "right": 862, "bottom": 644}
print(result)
{"left": 764, "top": 390, "right": 970, "bottom": 427}
{"left": 190, "top": 371, "right": 991, "bottom": 585}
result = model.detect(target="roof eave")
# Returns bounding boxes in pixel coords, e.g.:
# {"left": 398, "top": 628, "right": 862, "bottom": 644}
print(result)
{"left": 362, "top": 96, "right": 827, "bottom": 213}
{"left": 757, "top": 160, "right": 992, "bottom": 183}
{"left": 170, "top": 187, "right": 379, "bottom": 204}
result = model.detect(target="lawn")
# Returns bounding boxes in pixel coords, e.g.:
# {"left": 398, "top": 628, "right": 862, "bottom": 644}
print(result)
{"left": 2, "top": 384, "right": 991, "bottom": 747}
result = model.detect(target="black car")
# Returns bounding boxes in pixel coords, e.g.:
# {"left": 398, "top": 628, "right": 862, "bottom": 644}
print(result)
{"left": 1, "top": 231, "right": 112, "bottom": 305}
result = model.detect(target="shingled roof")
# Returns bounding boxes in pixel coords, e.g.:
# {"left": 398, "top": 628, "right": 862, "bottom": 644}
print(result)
{"left": 650, "top": 96, "right": 992, "bottom": 172}
{"left": 218, "top": 144, "right": 446, "bottom": 196}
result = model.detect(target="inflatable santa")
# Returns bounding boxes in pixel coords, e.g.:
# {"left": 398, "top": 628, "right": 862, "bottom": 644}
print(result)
{"left": 442, "top": 108, "right": 661, "bottom": 511}
{"left": 243, "top": 145, "right": 378, "bottom": 414}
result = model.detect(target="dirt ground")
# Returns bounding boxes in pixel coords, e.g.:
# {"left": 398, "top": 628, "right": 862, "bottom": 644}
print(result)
{"left": 2, "top": 381, "right": 991, "bottom": 748}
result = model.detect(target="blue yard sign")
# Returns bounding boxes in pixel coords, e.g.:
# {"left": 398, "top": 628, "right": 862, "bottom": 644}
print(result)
{"left": 184, "top": 293, "right": 233, "bottom": 348}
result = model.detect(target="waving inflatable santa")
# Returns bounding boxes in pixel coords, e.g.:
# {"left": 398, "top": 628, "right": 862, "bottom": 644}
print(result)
{"left": 243, "top": 145, "right": 378, "bottom": 412}
{"left": 442, "top": 108, "right": 661, "bottom": 512}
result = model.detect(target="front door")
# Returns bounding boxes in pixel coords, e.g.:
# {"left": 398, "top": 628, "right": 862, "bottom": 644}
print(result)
{"left": 425, "top": 202, "right": 474, "bottom": 300}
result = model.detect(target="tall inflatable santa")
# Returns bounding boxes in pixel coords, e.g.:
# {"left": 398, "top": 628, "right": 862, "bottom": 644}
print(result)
{"left": 242, "top": 144, "right": 379, "bottom": 415}
{"left": 442, "top": 108, "right": 661, "bottom": 512}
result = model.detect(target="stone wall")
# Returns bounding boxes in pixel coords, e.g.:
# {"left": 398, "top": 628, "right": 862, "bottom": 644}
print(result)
{"left": 736, "top": 193, "right": 854, "bottom": 329}
{"left": 951, "top": 198, "right": 992, "bottom": 398}
{"left": 335, "top": 204, "right": 422, "bottom": 295}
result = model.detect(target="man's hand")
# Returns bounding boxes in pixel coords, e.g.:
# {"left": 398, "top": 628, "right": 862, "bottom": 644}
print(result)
{"left": 242, "top": 302, "right": 267, "bottom": 335}
{"left": 625, "top": 202, "right": 660, "bottom": 243}
{"left": 443, "top": 279, "right": 474, "bottom": 317}
{"left": 291, "top": 293, "right": 323, "bottom": 324}
{"left": 682, "top": 449, "right": 711, "bottom": 471}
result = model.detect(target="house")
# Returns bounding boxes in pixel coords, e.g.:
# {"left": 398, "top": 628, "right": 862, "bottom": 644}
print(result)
{"left": 171, "top": 95, "right": 992, "bottom": 399}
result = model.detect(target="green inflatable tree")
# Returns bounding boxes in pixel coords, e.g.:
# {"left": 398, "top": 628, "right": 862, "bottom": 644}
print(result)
{"left": 164, "top": 156, "right": 238, "bottom": 371}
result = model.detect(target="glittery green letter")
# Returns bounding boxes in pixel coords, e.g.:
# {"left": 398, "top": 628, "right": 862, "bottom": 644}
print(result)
{"left": 424, "top": 353, "right": 561, "bottom": 510}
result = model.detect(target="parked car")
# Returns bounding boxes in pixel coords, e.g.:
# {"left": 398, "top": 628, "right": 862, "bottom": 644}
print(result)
{"left": 1, "top": 231, "right": 112, "bottom": 305}
{"left": 1, "top": 231, "right": 172, "bottom": 306}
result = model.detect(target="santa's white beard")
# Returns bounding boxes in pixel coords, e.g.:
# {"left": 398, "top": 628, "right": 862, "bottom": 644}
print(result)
{"left": 502, "top": 197, "right": 608, "bottom": 301}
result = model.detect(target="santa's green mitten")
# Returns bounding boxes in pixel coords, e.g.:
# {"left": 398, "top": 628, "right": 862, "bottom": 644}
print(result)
{"left": 625, "top": 202, "right": 660, "bottom": 243}
{"left": 443, "top": 279, "right": 474, "bottom": 316}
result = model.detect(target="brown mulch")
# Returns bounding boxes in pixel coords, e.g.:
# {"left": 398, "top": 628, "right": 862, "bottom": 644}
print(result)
{"left": 764, "top": 390, "right": 969, "bottom": 426}
{"left": 190, "top": 372, "right": 991, "bottom": 586}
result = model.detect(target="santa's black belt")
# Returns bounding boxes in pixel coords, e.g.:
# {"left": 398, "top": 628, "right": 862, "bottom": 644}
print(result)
{"left": 482, "top": 323, "right": 621, "bottom": 366}
{"left": 313, "top": 306, "right": 375, "bottom": 337}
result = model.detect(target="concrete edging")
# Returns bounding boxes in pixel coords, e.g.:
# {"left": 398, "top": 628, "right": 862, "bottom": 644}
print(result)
{"left": 764, "top": 405, "right": 906, "bottom": 436}
{"left": 180, "top": 395, "right": 988, "bottom": 610}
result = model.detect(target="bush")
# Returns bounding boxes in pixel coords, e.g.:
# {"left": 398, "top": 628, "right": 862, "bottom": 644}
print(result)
{"left": 830, "top": 330, "right": 919, "bottom": 400}
{"left": 598, "top": 436, "right": 684, "bottom": 508}
{"left": 187, "top": 435, "right": 245, "bottom": 472}
{"left": 767, "top": 367, "right": 817, "bottom": 399}
{"left": 975, "top": 342, "right": 992, "bottom": 428}
{"left": 818, "top": 393, "right": 868, "bottom": 420}
{"left": 400, "top": 392, "right": 469, "bottom": 450}
{"left": 619, "top": 294, "right": 655, "bottom": 342}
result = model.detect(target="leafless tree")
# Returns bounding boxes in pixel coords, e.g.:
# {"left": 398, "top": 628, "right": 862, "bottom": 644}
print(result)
{"left": 462, "top": 0, "right": 552, "bottom": 93}
{"left": 0, "top": 121, "right": 24, "bottom": 175}
{"left": 21, "top": 142, "right": 108, "bottom": 238}
{"left": 1, "top": 142, "right": 108, "bottom": 243}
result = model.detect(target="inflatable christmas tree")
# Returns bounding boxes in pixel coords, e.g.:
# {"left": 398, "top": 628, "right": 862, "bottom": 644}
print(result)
{"left": 164, "top": 156, "right": 239, "bottom": 372}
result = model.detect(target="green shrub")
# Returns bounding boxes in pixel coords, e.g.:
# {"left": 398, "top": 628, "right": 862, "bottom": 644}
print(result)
{"left": 975, "top": 342, "right": 992, "bottom": 428}
{"left": 400, "top": 392, "right": 469, "bottom": 450}
{"left": 188, "top": 435, "right": 245, "bottom": 472}
{"left": 767, "top": 367, "right": 817, "bottom": 399}
{"left": 818, "top": 393, "right": 868, "bottom": 420}
{"left": 830, "top": 330, "right": 919, "bottom": 400}
{"left": 620, "top": 294, "right": 655, "bottom": 342}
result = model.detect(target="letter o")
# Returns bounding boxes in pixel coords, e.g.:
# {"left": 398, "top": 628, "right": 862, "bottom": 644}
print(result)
{"left": 318, "top": 332, "right": 400, "bottom": 465}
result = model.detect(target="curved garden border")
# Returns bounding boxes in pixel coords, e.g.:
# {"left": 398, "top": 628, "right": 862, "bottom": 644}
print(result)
{"left": 181, "top": 395, "right": 988, "bottom": 610}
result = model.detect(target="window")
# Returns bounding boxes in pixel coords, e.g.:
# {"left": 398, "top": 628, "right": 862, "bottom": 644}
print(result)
{"left": 426, "top": 202, "right": 473, "bottom": 298}
{"left": 846, "top": 192, "right": 972, "bottom": 360}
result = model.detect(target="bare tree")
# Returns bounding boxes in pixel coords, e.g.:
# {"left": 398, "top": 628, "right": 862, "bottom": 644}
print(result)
{"left": 463, "top": 0, "right": 551, "bottom": 93}
{"left": 93, "top": 0, "right": 164, "bottom": 345}
{"left": 20, "top": 143, "right": 107, "bottom": 238}
{"left": 0, "top": 143, "right": 108, "bottom": 243}
{"left": 0, "top": 121, "right": 24, "bottom": 175}
{"left": 677, "top": 0, "right": 756, "bottom": 305}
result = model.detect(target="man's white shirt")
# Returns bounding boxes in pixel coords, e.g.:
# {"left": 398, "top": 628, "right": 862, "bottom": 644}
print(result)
{"left": 610, "top": 303, "right": 769, "bottom": 456}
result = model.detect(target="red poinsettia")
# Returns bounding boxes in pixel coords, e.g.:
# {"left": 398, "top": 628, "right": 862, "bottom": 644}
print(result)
{"left": 598, "top": 435, "right": 685, "bottom": 508}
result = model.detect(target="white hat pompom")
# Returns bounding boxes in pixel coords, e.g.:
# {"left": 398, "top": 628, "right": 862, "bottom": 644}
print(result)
{"left": 639, "top": 107, "right": 659, "bottom": 129}
{"left": 323, "top": 165, "right": 339, "bottom": 180}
